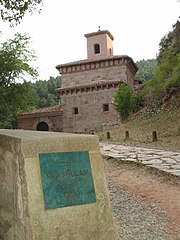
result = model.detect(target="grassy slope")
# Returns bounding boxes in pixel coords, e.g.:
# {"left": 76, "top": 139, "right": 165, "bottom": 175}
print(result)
{"left": 98, "top": 95, "right": 180, "bottom": 152}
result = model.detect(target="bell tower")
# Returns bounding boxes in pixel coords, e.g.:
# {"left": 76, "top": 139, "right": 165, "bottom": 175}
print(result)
{"left": 84, "top": 28, "right": 114, "bottom": 59}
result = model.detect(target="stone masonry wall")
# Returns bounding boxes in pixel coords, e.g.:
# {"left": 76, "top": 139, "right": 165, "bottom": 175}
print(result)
{"left": 61, "top": 87, "right": 119, "bottom": 133}
{"left": 61, "top": 65, "right": 126, "bottom": 88}
{"left": 18, "top": 116, "right": 38, "bottom": 130}
{"left": 18, "top": 114, "right": 62, "bottom": 132}
{"left": 126, "top": 65, "right": 135, "bottom": 87}
{"left": 86, "top": 34, "right": 112, "bottom": 59}
{"left": 56, "top": 57, "right": 138, "bottom": 134}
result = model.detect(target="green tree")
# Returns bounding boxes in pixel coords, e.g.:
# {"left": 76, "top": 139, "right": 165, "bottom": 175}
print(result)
{"left": 114, "top": 83, "right": 133, "bottom": 121}
{"left": 141, "top": 19, "right": 180, "bottom": 109}
{"left": 0, "top": 33, "right": 38, "bottom": 128}
{"left": 0, "top": 33, "right": 38, "bottom": 85}
{"left": 0, "top": 0, "right": 43, "bottom": 25}
{"left": 135, "top": 59, "right": 157, "bottom": 82}
{"left": 32, "top": 76, "right": 61, "bottom": 108}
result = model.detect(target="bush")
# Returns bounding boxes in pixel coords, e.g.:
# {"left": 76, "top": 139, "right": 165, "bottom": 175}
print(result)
{"left": 114, "top": 83, "right": 133, "bottom": 121}
{"left": 131, "top": 92, "right": 144, "bottom": 112}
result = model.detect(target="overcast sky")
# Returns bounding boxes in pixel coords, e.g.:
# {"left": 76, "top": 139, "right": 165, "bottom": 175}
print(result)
{"left": 1, "top": 0, "right": 179, "bottom": 80}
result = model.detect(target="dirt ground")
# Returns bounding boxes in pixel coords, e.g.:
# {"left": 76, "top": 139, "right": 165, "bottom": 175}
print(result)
{"left": 104, "top": 156, "right": 180, "bottom": 240}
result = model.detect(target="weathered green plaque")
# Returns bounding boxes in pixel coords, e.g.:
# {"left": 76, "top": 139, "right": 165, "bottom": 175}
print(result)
{"left": 39, "top": 151, "right": 96, "bottom": 209}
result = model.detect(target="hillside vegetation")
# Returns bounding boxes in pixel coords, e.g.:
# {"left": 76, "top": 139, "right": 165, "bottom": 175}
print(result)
{"left": 99, "top": 19, "right": 180, "bottom": 151}
{"left": 98, "top": 99, "right": 180, "bottom": 151}
{"left": 135, "top": 59, "right": 157, "bottom": 82}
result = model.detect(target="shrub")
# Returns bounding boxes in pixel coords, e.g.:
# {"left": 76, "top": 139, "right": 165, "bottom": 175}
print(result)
{"left": 114, "top": 83, "right": 133, "bottom": 121}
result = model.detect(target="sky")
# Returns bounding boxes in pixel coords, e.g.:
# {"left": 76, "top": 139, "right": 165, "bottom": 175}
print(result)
{"left": 0, "top": 0, "right": 180, "bottom": 81}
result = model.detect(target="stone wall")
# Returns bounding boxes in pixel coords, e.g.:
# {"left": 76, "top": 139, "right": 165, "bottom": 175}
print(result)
{"left": 18, "top": 113, "right": 62, "bottom": 132}
{"left": 58, "top": 56, "right": 137, "bottom": 89}
{"left": 61, "top": 65, "right": 126, "bottom": 88}
{"left": 61, "top": 86, "right": 120, "bottom": 133}
{"left": 55, "top": 55, "right": 138, "bottom": 134}
{"left": 85, "top": 33, "right": 113, "bottom": 59}
{"left": 0, "top": 130, "right": 116, "bottom": 240}
{"left": 18, "top": 106, "right": 63, "bottom": 132}
{"left": 17, "top": 55, "right": 138, "bottom": 134}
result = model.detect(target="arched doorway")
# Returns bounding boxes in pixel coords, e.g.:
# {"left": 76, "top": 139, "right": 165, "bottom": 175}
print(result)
{"left": 36, "top": 122, "right": 49, "bottom": 131}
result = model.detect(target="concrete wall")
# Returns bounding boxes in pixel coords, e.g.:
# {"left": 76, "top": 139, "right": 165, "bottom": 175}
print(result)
{"left": 0, "top": 133, "right": 29, "bottom": 240}
{"left": 0, "top": 130, "right": 116, "bottom": 240}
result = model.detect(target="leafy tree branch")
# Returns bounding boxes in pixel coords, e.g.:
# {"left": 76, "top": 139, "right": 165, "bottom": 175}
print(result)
{"left": 0, "top": 0, "right": 43, "bottom": 25}
{"left": 0, "top": 33, "right": 38, "bottom": 128}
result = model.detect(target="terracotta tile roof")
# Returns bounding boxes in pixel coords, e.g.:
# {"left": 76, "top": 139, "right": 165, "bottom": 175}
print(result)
{"left": 19, "top": 105, "right": 62, "bottom": 116}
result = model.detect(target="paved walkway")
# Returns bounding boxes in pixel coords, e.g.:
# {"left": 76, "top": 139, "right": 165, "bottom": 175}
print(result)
{"left": 99, "top": 142, "right": 180, "bottom": 177}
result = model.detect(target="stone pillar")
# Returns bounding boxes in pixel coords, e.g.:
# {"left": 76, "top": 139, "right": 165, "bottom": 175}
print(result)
{"left": 0, "top": 130, "right": 116, "bottom": 240}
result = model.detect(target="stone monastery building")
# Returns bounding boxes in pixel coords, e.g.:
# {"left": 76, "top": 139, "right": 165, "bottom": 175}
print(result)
{"left": 18, "top": 29, "right": 139, "bottom": 133}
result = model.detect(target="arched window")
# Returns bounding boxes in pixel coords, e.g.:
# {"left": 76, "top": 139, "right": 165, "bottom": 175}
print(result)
{"left": 94, "top": 44, "right": 100, "bottom": 54}
{"left": 36, "top": 122, "right": 49, "bottom": 131}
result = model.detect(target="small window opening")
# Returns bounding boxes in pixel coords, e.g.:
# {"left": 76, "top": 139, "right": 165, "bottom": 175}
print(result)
{"left": 73, "top": 107, "right": 78, "bottom": 114}
{"left": 94, "top": 44, "right": 100, "bottom": 54}
{"left": 109, "top": 48, "right": 112, "bottom": 55}
{"left": 103, "top": 104, "right": 109, "bottom": 112}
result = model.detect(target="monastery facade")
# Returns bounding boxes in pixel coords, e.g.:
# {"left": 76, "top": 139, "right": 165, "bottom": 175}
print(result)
{"left": 18, "top": 30, "right": 139, "bottom": 133}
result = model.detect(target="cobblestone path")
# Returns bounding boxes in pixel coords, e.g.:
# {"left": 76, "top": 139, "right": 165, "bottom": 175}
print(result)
{"left": 100, "top": 142, "right": 180, "bottom": 177}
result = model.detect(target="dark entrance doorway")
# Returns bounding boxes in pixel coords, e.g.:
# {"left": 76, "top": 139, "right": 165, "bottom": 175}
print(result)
{"left": 36, "top": 122, "right": 49, "bottom": 131}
